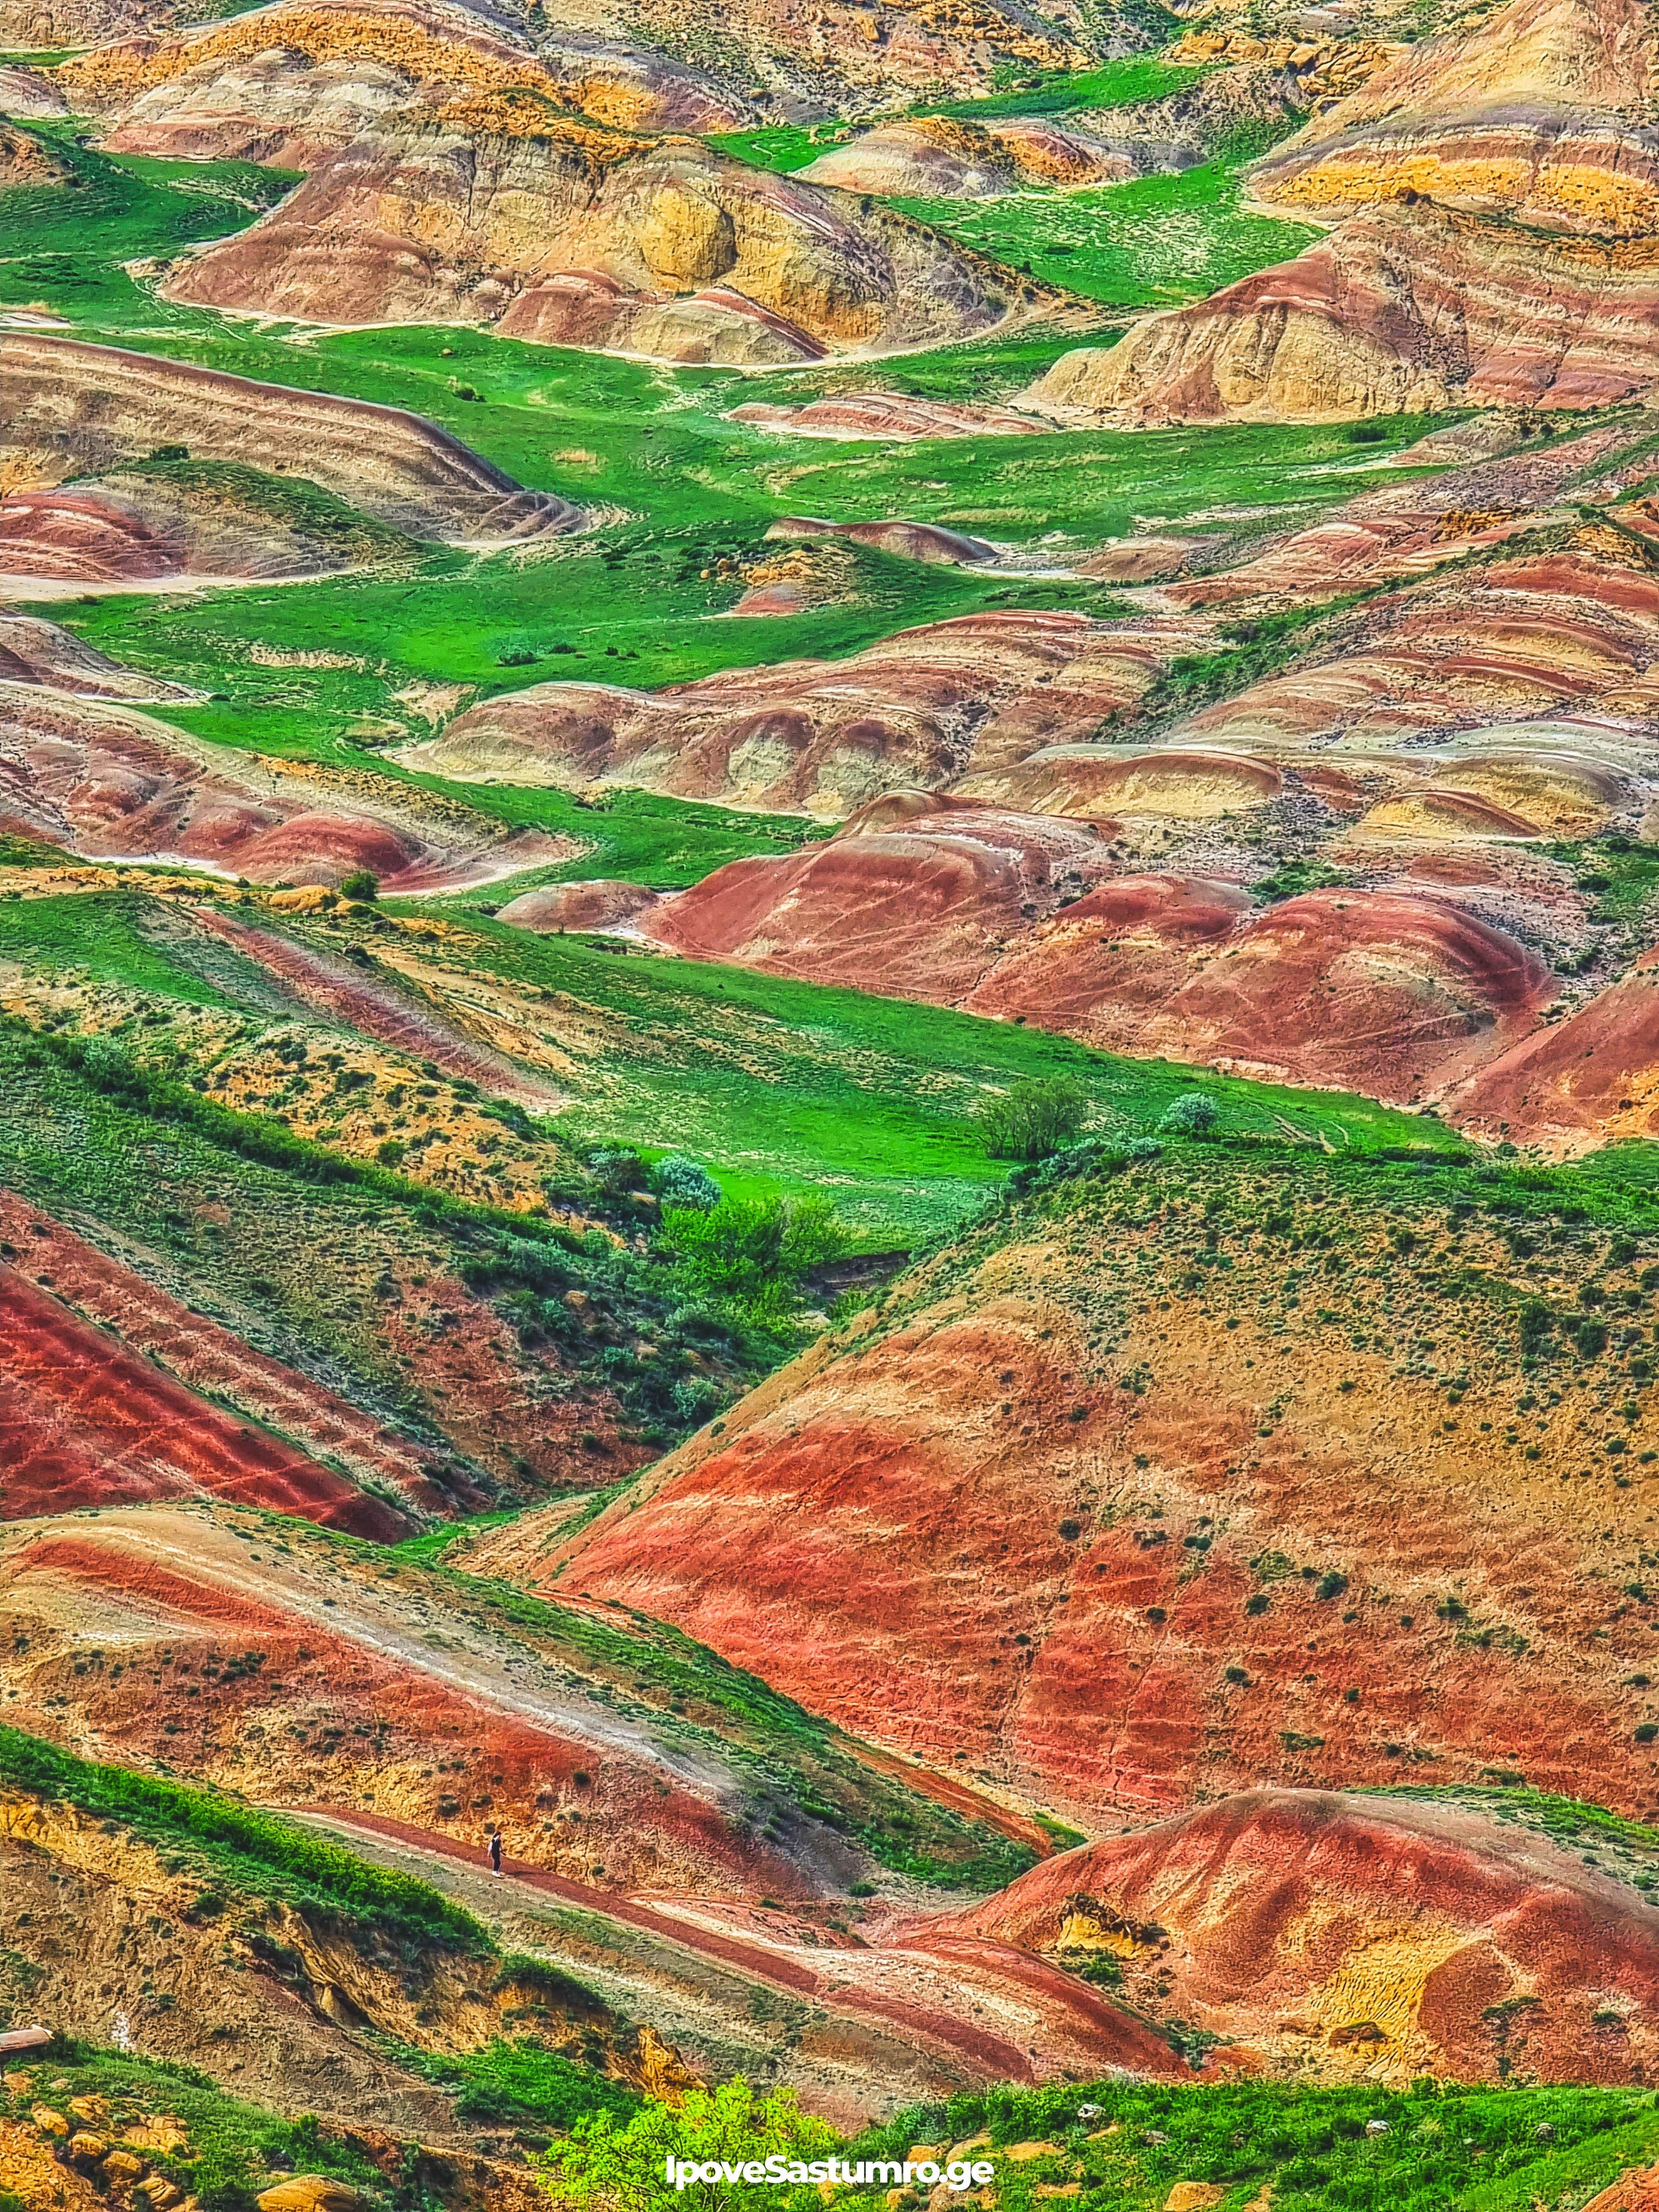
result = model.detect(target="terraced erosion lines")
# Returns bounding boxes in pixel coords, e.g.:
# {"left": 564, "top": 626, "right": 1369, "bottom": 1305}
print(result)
{"left": 0, "top": 1267, "right": 417, "bottom": 1535}
{"left": 0, "top": 333, "right": 584, "bottom": 543}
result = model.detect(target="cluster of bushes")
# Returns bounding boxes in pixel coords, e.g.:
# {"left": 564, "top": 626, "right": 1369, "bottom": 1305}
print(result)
{"left": 585, "top": 1147, "right": 851, "bottom": 1339}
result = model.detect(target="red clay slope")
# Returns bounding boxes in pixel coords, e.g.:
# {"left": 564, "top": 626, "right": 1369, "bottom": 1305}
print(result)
{"left": 642, "top": 803, "right": 1118, "bottom": 1001}
{"left": 0, "top": 1513, "right": 821, "bottom": 1900}
{"left": 643, "top": 827, "right": 1551, "bottom": 1104}
{"left": 525, "top": 1152, "right": 1659, "bottom": 1830}
{"left": 0, "top": 1267, "right": 411, "bottom": 1536}
{"left": 941, "top": 1788, "right": 1659, "bottom": 2085}
{"left": 1449, "top": 946, "right": 1659, "bottom": 1149}
{"left": 0, "top": 1191, "right": 460, "bottom": 1512}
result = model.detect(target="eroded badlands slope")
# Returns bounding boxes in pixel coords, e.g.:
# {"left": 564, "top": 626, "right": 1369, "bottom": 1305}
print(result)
{"left": 1025, "top": 0, "right": 1659, "bottom": 421}
{"left": 0, "top": 333, "right": 581, "bottom": 543}
{"left": 0, "top": 1499, "right": 1036, "bottom": 1900}
{"left": 159, "top": 119, "right": 1044, "bottom": 364}
{"left": 469, "top": 421, "right": 1659, "bottom": 1143}
{"left": 946, "top": 1787, "right": 1659, "bottom": 2085}
{"left": 497, "top": 1144, "right": 1659, "bottom": 1830}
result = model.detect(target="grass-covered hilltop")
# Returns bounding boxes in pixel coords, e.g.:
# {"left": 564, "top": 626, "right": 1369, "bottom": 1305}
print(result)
{"left": 10, "top": 0, "right": 1659, "bottom": 2194}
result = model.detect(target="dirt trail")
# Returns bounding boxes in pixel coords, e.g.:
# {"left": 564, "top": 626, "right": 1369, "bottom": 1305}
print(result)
{"left": 294, "top": 1807, "right": 1187, "bottom": 2101}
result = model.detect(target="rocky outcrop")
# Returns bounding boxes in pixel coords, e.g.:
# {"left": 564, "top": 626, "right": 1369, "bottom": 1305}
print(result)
{"left": 1448, "top": 946, "right": 1659, "bottom": 1147}
{"left": 727, "top": 391, "right": 1054, "bottom": 440}
{"left": 0, "top": 687, "right": 570, "bottom": 887}
{"left": 948, "top": 1790, "right": 1659, "bottom": 2085}
{"left": 982, "top": 879, "right": 1547, "bottom": 1098}
{"left": 0, "top": 0, "right": 169, "bottom": 46}
{"left": 397, "top": 611, "right": 1197, "bottom": 815}
{"left": 763, "top": 514, "right": 998, "bottom": 564}
{"left": 0, "top": 1192, "right": 461, "bottom": 1514}
{"left": 1177, "top": 540, "right": 1659, "bottom": 748}
{"left": 0, "top": 1499, "right": 995, "bottom": 1907}
{"left": 160, "top": 122, "right": 1031, "bottom": 363}
{"left": 0, "top": 65, "right": 63, "bottom": 118}
{"left": 0, "top": 333, "right": 581, "bottom": 541}
{"left": 0, "top": 461, "right": 415, "bottom": 584}
{"left": 0, "top": 116, "right": 65, "bottom": 186}
{"left": 1252, "top": 0, "right": 1659, "bottom": 234}
{"left": 796, "top": 112, "right": 1135, "bottom": 196}
{"left": 618, "top": 0, "right": 1086, "bottom": 119}
{"left": 1026, "top": 202, "right": 1659, "bottom": 421}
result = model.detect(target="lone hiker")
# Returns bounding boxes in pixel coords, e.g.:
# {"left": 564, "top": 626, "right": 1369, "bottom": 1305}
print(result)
{"left": 488, "top": 1828, "right": 503, "bottom": 1876}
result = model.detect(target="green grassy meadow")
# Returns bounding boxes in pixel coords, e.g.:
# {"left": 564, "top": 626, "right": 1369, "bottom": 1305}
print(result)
{"left": 707, "top": 54, "right": 1203, "bottom": 169}
{"left": 0, "top": 888, "right": 1462, "bottom": 1244}
{"left": 892, "top": 161, "right": 1319, "bottom": 308}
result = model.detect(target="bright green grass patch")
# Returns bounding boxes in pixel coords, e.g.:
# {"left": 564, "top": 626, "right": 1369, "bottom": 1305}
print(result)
{"left": 377, "top": 2037, "right": 641, "bottom": 2131}
{"left": 14, "top": 878, "right": 1464, "bottom": 1243}
{"left": 847, "top": 2079, "right": 1659, "bottom": 2212}
{"left": 388, "top": 1506, "right": 528, "bottom": 1562}
{"left": 372, "top": 914, "right": 1464, "bottom": 1240}
{"left": 0, "top": 124, "right": 297, "bottom": 329}
{"left": 703, "top": 121, "right": 829, "bottom": 172}
{"left": 48, "top": 539, "right": 1128, "bottom": 771}
{"left": 0, "top": 888, "right": 242, "bottom": 1004}
{"left": 891, "top": 161, "right": 1319, "bottom": 308}
{"left": 0, "top": 874, "right": 1459, "bottom": 1252}
{"left": 925, "top": 54, "right": 1199, "bottom": 120}
{"left": 0, "top": 1722, "right": 484, "bottom": 1951}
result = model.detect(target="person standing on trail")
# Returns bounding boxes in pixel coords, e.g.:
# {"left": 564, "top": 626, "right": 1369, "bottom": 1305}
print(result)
{"left": 488, "top": 1828, "right": 503, "bottom": 1876}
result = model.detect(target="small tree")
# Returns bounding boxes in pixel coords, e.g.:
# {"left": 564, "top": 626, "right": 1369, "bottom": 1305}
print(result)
{"left": 339, "top": 869, "right": 379, "bottom": 901}
{"left": 1157, "top": 1092, "right": 1219, "bottom": 1138}
{"left": 975, "top": 1075, "right": 1088, "bottom": 1161}
{"left": 654, "top": 1154, "right": 722, "bottom": 1211}
{"left": 658, "top": 1194, "right": 848, "bottom": 1332}
{"left": 536, "top": 2081, "right": 838, "bottom": 2212}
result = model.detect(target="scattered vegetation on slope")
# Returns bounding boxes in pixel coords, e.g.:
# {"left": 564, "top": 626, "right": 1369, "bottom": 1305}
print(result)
{"left": 0, "top": 1722, "right": 483, "bottom": 1952}
{"left": 255, "top": 1510, "right": 1040, "bottom": 1888}
{"left": 844, "top": 2078, "right": 1659, "bottom": 2212}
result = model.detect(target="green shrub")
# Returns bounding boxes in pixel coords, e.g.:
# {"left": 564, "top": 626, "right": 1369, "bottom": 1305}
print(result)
{"left": 657, "top": 1195, "right": 849, "bottom": 1334}
{"left": 1158, "top": 1093, "right": 1219, "bottom": 1138}
{"left": 338, "top": 869, "right": 378, "bottom": 900}
{"left": 654, "top": 1153, "right": 722, "bottom": 1210}
{"left": 392, "top": 2039, "right": 641, "bottom": 2131}
{"left": 976, "top": 1075, "right": 1088, "bottom": 1161}
{"left": 590, "top": 1146, "right": 649, "bottom": 1196}
{"left": 0, "top": 1724, "right": 482, "bottom": 1953}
